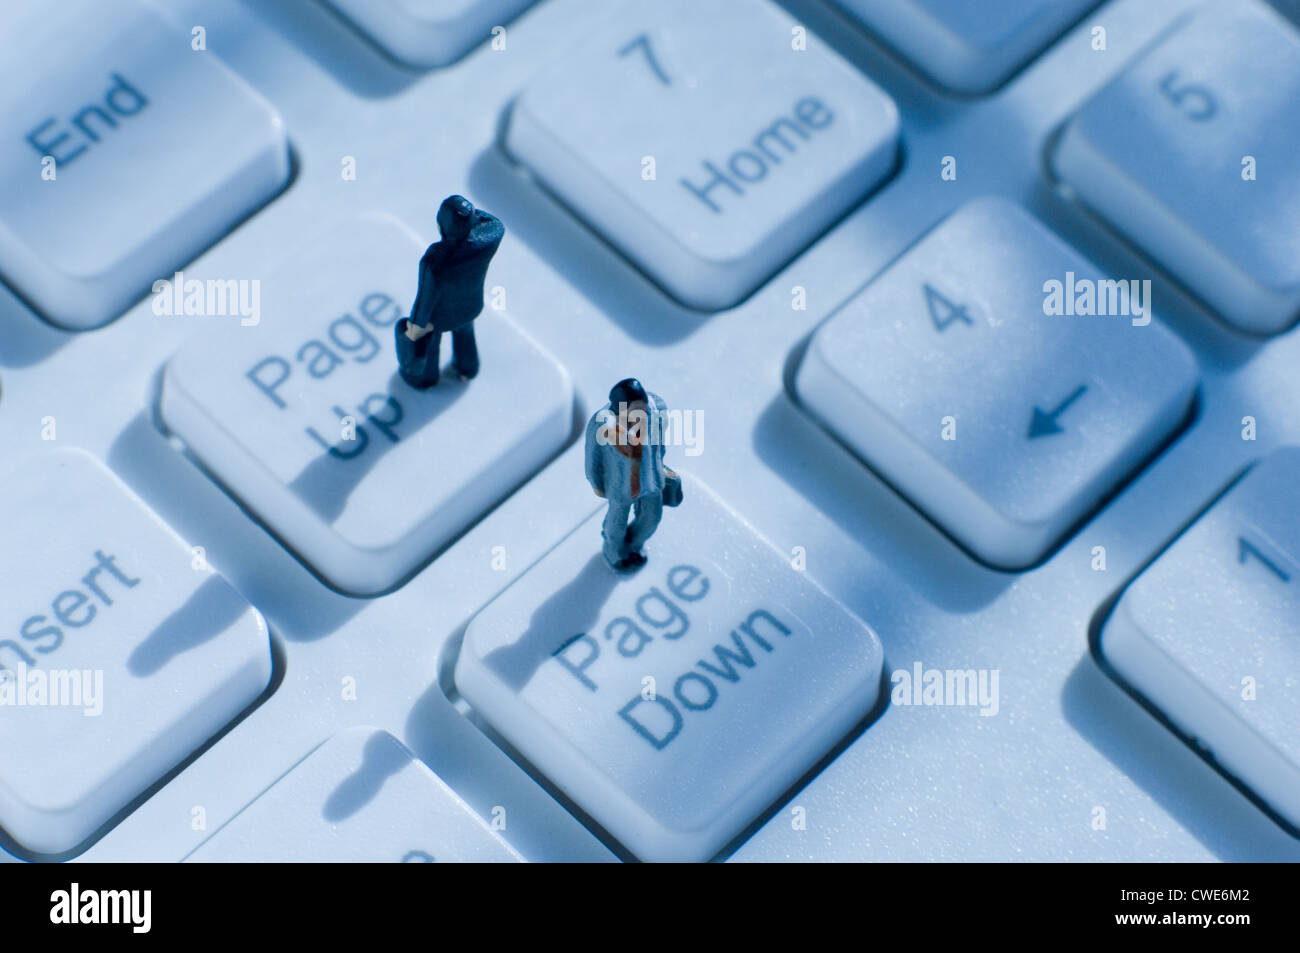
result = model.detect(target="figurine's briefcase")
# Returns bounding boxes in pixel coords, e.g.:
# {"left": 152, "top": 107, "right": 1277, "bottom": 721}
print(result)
{"left": 662, "top": 470, "right": 684, "bottom": 508}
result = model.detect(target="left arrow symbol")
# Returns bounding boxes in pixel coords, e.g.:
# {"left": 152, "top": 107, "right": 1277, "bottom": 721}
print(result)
{"left": 1028, "top": 384, "right": 1088, "bottom": 439}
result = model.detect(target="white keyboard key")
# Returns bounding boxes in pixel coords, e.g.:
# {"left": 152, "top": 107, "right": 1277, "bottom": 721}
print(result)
{"left": 455, "top": 477, "right": 885, "bottom": 862}
{"left": 504, "top": 0, "right": 899, "bottom": 311}
{"left": 795, "top": 197, "right": 1198, "bottom": 570}
{"left": 187, "top": 728, "right": 522, "bottom": 862}
{"left": 1101, "top": 449, "right": 1300, "bottom": 831}
{"left": 1054, "top": 0, "right": 1300, "bottom": 335}
{"left": 0, "top": 450, "right": 271, "bottom": 855}
{"left": 160, "top": 214, "right": 572, "bottom": 596}
{"left": 831, "top": 0, "right": 1097, "bottom": 94}
{"left": 0, "top": 0, "right": 289, "bottom": 330}
{"left": 325, "top": 0, "right": 537, "bottom": 68}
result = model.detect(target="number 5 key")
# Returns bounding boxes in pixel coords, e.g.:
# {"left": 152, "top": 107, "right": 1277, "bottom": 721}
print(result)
{"left": 1054, "top": 0, "right": 1300, "bottom": 336}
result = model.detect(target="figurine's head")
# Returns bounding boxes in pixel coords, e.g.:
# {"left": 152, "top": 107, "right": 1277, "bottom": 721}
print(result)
{"left": 437, "top": 195, "right": 475, "bottom": 242}
{"left": 609, "top": 378, "right": 647, "bottom": 410}
{"left": 609, "top": 378, "right": 649, "bottom": 446}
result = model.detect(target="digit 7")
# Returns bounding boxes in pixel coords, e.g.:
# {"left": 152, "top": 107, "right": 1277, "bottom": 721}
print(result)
{"left": 1238, "top": 536, "right": 1291, "bottom": 583}
{"left": 619, "top": 33, "right": 671, "bottom": 85}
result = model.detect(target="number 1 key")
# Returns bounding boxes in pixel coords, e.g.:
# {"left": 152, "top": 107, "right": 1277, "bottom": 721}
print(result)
{"left": 1101, "top": 449, "right": 1300, "bottom": 833}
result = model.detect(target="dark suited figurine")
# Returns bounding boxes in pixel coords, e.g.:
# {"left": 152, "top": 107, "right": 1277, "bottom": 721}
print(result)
{"left": 395, "top": 195, "right": 505, "bottom": 388}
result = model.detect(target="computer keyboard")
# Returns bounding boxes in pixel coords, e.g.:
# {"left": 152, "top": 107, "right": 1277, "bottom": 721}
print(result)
{"left": 0, "top": 0, "right": 1298, "bottom": 863}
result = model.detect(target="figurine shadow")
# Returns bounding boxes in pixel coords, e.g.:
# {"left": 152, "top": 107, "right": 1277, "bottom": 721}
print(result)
{"left": 480, "top": 553, "right": 622, "bottom": 693}
{"left": 321, "top": 732, "right": 412, "bottom": 824}
{"left": 128, "top": 576, "right": 250, "bottom": 677}
{"left": 288, "top": 369, "right": 468, "bottom": 524}
{"left": 110, "top": 409, "right": 369, "bottom": 640}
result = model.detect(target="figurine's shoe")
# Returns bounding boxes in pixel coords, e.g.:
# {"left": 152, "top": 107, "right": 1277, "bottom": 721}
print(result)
{"left": 400, "top": 367, "right": 439, "bottom": 389}
{"left": 613, "top": 551, "right": 646, "bottom": 572}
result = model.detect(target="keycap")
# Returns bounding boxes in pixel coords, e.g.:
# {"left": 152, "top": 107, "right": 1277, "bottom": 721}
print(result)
{"left": 186, "top": 728, "right": 522, "bottom": 861}
{"left": 455, "top": 477, "right": 885, "bottom": 862}
{"left": 1054, "top": 0, "right": 1300, "bottom": 336}
{"left": 0, "top": 0, "right": 289, "bottom": 331}
{"left": 324, "top": 0, "right": 536, "bottom": 68}
{"left": 159, "top": 214, "right": 572, "bottom": 596}
{"left": 1100, "top": 449, "right": 1300, "bottom": 832}
{"left": 0, "top": 449, "right": 271, "bottom": 855}
{"left": 504, "top": 0, "right": 900, "bottom": 311}
{"left": 795, "top": 197, "right": 1198, "bottom": 570}
{"left": 831, "top": 0, "right": 1098, "bottom": 94}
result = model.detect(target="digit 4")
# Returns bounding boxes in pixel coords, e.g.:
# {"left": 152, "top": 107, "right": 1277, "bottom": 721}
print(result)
{"left": 924, "top": 283, "right": 974, "bottom": 332}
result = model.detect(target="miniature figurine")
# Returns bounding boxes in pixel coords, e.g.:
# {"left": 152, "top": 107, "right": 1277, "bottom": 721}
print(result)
{"left": 584, "top": 378, "right": 683, "bottom": 570}
{"left": 395, "top": 195, "right": 505, "bottom": 388}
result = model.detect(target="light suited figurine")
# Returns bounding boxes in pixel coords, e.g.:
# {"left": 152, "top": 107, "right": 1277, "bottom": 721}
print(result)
{"left": 585, "top": 378, "right": 683, "bottom": 570}
{"left": 395, "top": 195, "right": 504, "bottom": 388}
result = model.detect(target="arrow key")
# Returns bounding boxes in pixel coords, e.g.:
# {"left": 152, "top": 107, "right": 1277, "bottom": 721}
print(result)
{"left": 795, "top": 197, "right": 1198, "bottom": 569}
